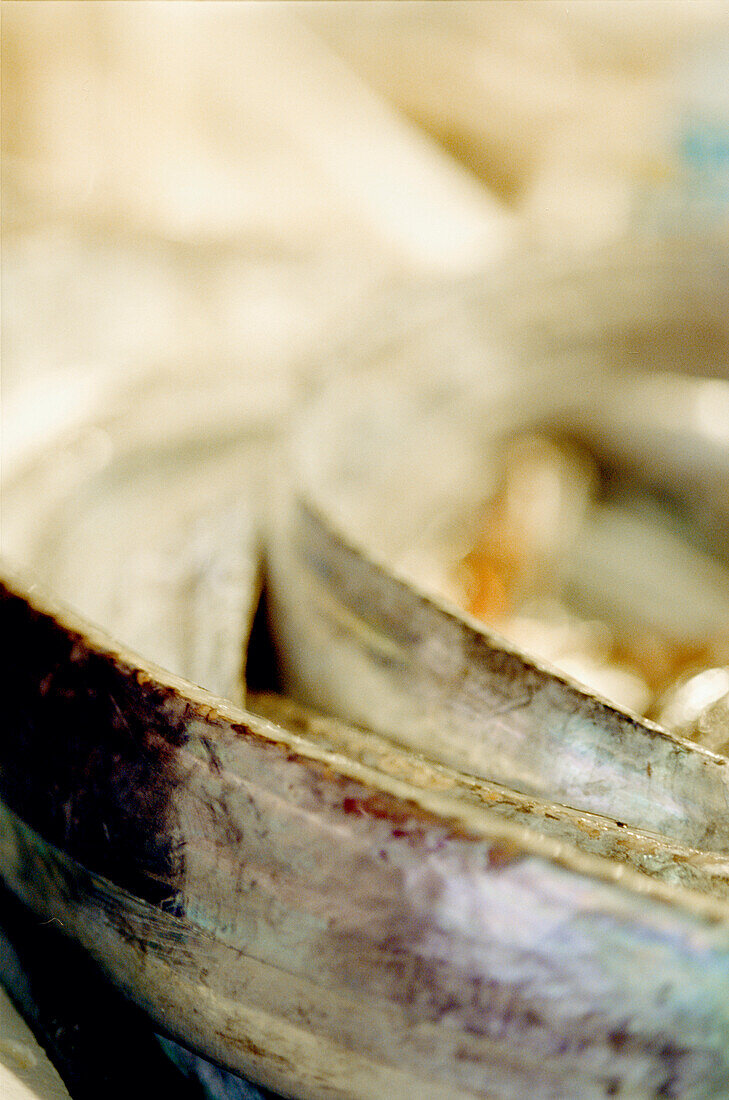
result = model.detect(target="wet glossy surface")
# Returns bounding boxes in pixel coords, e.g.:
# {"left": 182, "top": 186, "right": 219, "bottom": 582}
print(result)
{"left": 3, "top": 242, "right": 729, "bottom": 1097}
{"left": 2, "top": 577, "right": 729, "bottom": 1098}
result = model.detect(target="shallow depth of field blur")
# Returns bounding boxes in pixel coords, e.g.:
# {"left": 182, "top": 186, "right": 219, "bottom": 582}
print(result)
{"left": 3, "top": 0, "right": 729, "bottom": 475}
{"left": 2, "top": 6, "right": 729, "bottom": 1096}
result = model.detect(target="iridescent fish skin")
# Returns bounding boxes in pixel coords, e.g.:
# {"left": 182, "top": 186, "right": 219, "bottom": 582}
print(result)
{"left": 2, "top": 576, "right": 729, "bottom": 1100}
{"left": 269, "top": 242, "right": 729, "bottom": 854}
{"left": 3, "top": 241, "right": 729, "bottom": 1099}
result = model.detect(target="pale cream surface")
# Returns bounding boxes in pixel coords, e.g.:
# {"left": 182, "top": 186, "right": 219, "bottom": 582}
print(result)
{"left": 0, "top": 989, "right": 70, "bottom": 1100}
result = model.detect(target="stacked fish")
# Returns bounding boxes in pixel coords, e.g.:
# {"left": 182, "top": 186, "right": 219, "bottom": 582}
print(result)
{"left": 1, "top": 242, "right": 729, "bottom": 1098}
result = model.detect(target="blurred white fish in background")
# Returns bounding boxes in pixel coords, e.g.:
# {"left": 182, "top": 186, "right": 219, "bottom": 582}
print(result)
{"left": 300, "top": 0, "right": 729, "bottom": 245}
{"left": 2, "top": 5, "right": 729, "bottom": 1097}
{"left": 4, "top": 0, "right": 728, "bottom": 470}
{"left": 2, "top": 0, "right": 514, "bottom": 483}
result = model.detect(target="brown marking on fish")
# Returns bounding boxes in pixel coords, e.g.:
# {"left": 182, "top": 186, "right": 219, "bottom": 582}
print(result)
{"left": 487, "top": 839, "right": 522, "bottom": 869}
{"left": 0, "top": 582, "right": 187, "bottom": 907}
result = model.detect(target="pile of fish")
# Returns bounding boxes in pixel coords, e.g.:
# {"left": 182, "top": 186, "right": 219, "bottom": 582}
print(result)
{"left": 1, "top": 242, "right": 729, "bottom": 1098}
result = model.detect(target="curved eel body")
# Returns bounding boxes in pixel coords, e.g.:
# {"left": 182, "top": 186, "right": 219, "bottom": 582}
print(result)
{"left": 2, "top": 241, "right": 729, "bottom": 1098}
{"left": 1, "top": 576, "right": 729, "bottom": 1100}
{"left": 267, "top": 241, "right": 729, "bottom": 850}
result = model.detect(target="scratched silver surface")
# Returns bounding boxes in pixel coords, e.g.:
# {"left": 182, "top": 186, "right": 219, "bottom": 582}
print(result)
{"left": 2, "top": 240, "right": 729, "bottom": 1098}
{"left": 270, "top": 239, "right": 729, "bottom": 839}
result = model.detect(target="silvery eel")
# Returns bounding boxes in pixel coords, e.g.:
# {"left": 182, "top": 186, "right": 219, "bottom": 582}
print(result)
{"left": 269, "top": 242, "right": 729, "bottom": 849}
{"left": 2, "top": 242, "right": 729, "bottom": 1098}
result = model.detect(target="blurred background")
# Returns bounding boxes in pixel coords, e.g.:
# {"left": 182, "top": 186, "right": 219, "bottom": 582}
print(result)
{"left": 2, "top": 3, "right": 729, "bottom": 1098}
{"left": 3, "top": 0, "right": 729, "bottom": 478}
